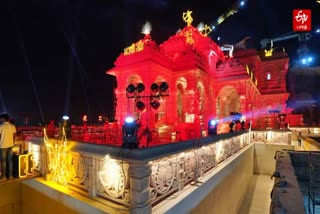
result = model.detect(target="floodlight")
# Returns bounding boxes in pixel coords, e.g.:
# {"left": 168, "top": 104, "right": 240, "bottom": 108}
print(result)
{"left": 62, "top": 115, "right": 69, "bottom": 120}
{"left": 125, "top": 116, "right": 134, "bottom": 123}
{"left": 208, "top": 119, "right": 218, "bottom": 136}
{"left": 122, "top": 117, "right": 138, "bottom": 148}
{"left": 136, "top": 83, "right": 145, "bottom": 93}
{"left": 123, "top": 117, "right": 136, "bottom": 136}
{"left": 136, "top": 101, "right": 146, "bottom": 112}
{"left": 210, "top": 119, "right": 217, "bottom": 126}
{"left": 159, "top": 82, "right": 169, "bottom": 92}
{"left": 126, "top": 84, "right": 136, "bottom": 94}
{"left": 150, "top": 83, "right": 159, "bottom": 93}
{"left": 150, "top": 100, "right": 160, "bottom": 110}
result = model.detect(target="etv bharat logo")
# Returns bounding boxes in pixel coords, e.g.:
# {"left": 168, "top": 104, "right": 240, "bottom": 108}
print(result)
{"left": 293, "top": 9, "right": 311, "bottom": 31}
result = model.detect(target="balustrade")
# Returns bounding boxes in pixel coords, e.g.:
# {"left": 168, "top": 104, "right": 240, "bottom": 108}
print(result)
{"left": 25, "top": 130, "right": 253, "bottom": 213}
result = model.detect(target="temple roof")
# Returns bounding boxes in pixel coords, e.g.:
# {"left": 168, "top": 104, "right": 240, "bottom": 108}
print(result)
{"left": 108, "top": 34, "right": 171, "bottom": 74}
{"left": 160, "top": 25, "right": 225, "bottom": 62}
{"left": 107, "top": 11, "right": 225, "bottom": 75}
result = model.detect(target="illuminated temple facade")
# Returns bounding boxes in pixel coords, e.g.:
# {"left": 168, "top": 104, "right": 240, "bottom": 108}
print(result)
{"left": 107, "top": 13, "right": 302, "bottom": 145}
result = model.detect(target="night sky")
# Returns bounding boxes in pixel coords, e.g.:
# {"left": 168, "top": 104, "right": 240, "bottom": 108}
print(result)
{"left": 1, "top": 0, "right": 320, "bottom": 125}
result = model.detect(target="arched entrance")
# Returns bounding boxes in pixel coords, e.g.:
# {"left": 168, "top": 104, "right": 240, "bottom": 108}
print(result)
{"left": 216, "top": 86, "right": 240, "bottom": 133}
{"left": 176, "top": 77, "right": 187, "bottom": 122}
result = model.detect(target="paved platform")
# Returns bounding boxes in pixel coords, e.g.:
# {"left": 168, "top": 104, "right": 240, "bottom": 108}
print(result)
{"left": 0, "top": 173, "right": 41, "bottom": 185}
{"left": 239, "top": 175, "right": 274, "bottom": 214}
{"left": 239, "top": 142, "right": 307, "bottom": 214}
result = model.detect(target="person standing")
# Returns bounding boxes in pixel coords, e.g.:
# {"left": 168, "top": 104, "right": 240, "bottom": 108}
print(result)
{"left": 0, "top": 113, "right": 16, "bottom": 181}
{"left": 297, "top": 132, "right": 302, "bottom": 147}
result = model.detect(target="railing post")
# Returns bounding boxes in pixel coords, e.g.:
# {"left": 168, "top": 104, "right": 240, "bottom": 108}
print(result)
{"left": 40, "top": 144, "right": 48, "bottom": 176}
{"left": 88, "top": 156, "right": 96, "bottom": 198}
{"left": 129, "top": 161, "right": 152, "bottom": 214}
{"left": 177, "top": 156, "right": 185, "bottom": 192}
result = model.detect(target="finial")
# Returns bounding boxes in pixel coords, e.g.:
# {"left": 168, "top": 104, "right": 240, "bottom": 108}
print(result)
{"left": 182, "top": 10, "right": 193, "bottom": 26}
{"left": 141, "top": 21, "right": 152, "bottom": 35}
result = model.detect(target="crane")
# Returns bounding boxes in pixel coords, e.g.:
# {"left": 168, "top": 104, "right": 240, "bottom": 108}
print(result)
{"left": 193, "top": 1, "right": 252, "bottom": 57}
{"left": 211, "top": 0, "right": 248, "bottom": 30}
{"left": 260, "top": 32, "right": 311, "bottom": 49}
{"left": 209, "top": 0, "right": 248, "bottom": 58}
{"left": 260, "top": 31, "right": 317, "bottom": 66}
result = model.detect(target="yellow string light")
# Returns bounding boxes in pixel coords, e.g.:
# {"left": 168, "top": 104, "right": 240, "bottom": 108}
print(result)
{"left": 44, "top": 128, "right": 72, "bottom": 187}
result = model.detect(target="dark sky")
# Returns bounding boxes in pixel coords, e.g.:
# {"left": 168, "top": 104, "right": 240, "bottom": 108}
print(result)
{"left": 1, "top": 0, "right": 320, "bottom": 125}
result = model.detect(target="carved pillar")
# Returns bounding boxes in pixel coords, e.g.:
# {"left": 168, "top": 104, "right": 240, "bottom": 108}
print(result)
{"left": 129, "top": 162, "right": 152, "bottom": 214}
{"left": 40, "top": 144, "right": 48, "bottom": 176}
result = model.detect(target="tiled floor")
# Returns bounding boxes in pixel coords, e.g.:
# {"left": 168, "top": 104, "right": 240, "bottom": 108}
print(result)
{"left": 239, "top": 175, "right": 274, "bottom": 214}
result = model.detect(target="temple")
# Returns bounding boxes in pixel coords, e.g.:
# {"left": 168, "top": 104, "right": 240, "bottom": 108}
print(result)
{"left": 2, "top": 11, "right": 319, "bottom": 214}
{"left": 107, "top": 11, "right": 302, "bottom": 146}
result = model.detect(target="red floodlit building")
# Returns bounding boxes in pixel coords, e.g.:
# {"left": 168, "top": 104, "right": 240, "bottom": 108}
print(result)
{"left": 106, "top": 11, "right": 302, "bottom": 145}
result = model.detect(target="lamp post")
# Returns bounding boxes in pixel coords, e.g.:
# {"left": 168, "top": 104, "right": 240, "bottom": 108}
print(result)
{"left": 60, "top": 115, "right": 71, "bottom": 139}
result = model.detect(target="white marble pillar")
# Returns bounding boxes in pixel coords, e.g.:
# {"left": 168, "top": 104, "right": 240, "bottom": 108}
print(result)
{"left": 129, "top": 162, "right": 152, "bottom": 214}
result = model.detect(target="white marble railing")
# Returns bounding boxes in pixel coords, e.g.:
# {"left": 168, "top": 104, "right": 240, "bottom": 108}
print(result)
{"left": 24, "top": 130, "right": 260, "bottom": 213}
{"left": 149, "top": 133, "right": 248, "bottom": 205}
{"left": 25, "top": 131, "right": 250, "bottom": 213}
{"left": 289, "top": 127, "right": 320, "bottom": 135}
{"left": 251, "top": 130, "right": 292, "bottom": 144}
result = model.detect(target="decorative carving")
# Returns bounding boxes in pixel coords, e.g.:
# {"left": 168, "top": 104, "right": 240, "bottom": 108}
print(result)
{"left": 28, "top": 143, "right": 41, "bottom": 171}
{"left": 96, "top": 156, "right": 130, "bottom": 205}
{"left": 252, "top": 131, "right": 290, "bottom": 144}
{"left": 183, "top": 152, "right": 196, "bottom": 182}
{"left": 150, "top": 134, "right": 247, "bottom": 205}
{"left": 150, "top": 159, "right": 177, "bottom": 195}
{"left": 69, "top": 152, "right": 89, "bottom": 188}
{"left": 223, "top": 140, "right": 232, "bottom": 159}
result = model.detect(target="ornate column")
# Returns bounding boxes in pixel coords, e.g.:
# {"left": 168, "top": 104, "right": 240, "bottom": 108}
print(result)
{"left": 129, "top": 161, "right": 152, "bottom": 214}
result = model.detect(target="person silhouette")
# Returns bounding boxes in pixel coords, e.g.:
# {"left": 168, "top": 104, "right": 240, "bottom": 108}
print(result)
{"left": 0, "top": 113, "right": 17, "bottom": 181}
